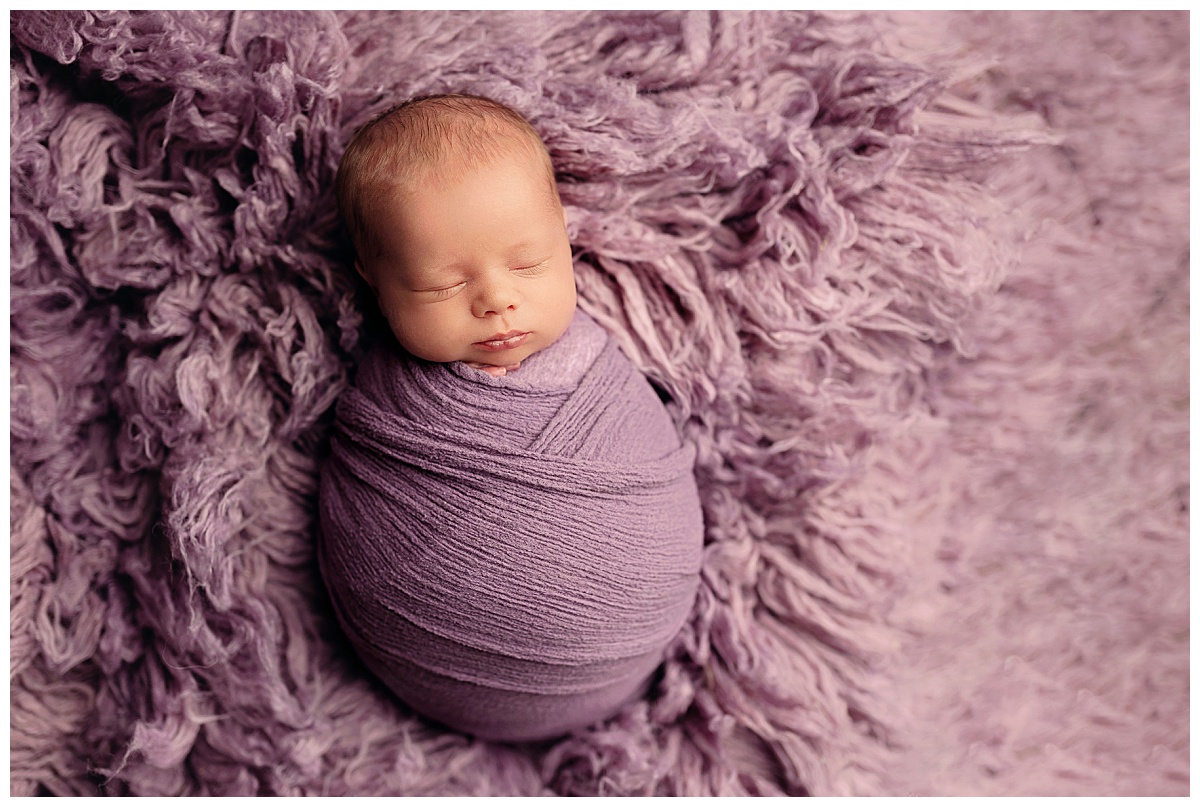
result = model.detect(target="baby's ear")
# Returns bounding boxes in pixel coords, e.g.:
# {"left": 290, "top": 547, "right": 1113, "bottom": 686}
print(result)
{"left": 355, "top": 259, "right": 375, "bottom": 290}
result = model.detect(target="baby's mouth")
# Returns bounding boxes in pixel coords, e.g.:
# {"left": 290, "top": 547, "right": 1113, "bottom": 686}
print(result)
{"left": 474, "top": 331, "right": 529, "bottom": 352}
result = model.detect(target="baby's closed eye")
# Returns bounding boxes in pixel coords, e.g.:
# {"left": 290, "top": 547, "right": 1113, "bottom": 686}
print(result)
{"left": 413, "top": 260, "right": 549, "bottom": 299}
{"left": 421, "top": 281, "right": 466, "bottom": 299}
{"left": 513, "top": 260, "right": 549, "bottom": 277}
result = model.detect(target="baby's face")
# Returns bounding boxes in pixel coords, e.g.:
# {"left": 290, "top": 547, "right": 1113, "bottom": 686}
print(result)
{"left": 359, "top": 149, "right": 577, "bottom": 370}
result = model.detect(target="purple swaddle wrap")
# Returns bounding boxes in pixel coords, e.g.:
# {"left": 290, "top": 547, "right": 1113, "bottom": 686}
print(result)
{"left": 318, "top": 311, "right": 704, "bottom": 741}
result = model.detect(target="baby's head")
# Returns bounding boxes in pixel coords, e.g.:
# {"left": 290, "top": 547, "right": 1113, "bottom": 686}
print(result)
{"left": 335, "top": 94, "right": 577, "bottom": 373}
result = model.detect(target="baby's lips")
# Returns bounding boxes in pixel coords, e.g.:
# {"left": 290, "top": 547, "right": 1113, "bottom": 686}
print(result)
{"left": 474, "top": 331, "right": 530, "bottom": 352}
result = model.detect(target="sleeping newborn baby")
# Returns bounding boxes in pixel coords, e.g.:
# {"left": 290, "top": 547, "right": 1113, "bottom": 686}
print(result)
{"left": 318, "top": 94, "right": 704, "bottom": 742}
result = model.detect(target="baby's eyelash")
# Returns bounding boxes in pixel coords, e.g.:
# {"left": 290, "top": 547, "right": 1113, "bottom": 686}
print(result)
{"left": 427, "top": 282, "right": 465, "bottom": 298}
{"left": 514, "top": 261, "right": 549, "bottom": 276}
{"left": 417, "top": 263, "right": 546, "bottom": 299}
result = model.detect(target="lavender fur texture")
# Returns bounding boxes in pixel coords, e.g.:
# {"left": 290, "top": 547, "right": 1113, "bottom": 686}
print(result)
{"left": 10, "top": 10, "right": 1188, "bottom": 796}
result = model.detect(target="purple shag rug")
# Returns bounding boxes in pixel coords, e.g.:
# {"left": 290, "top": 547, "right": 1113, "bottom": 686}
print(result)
{"left": 9, "top": 10, "right": 1188, "bottom": 797}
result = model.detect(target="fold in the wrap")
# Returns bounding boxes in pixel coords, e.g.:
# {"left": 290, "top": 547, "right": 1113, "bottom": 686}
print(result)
{"left": 318, "top": 311, "right": 704, "bottom": 741}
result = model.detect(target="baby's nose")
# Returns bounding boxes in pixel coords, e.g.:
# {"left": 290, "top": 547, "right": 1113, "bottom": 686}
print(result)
{"left": 472, "top": 276, "right": 520, "bottom": 317}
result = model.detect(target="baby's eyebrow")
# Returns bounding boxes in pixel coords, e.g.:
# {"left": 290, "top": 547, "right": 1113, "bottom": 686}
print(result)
{"left": 505, "top": 241, "right": 550, "bottom": 262}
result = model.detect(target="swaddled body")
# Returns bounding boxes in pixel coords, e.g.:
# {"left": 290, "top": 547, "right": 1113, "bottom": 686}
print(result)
{"left": 320, "top": 93, "right": 704, "bottom": 740}
{"left": 319, "top": 310, "right": 703, "bottom": 740}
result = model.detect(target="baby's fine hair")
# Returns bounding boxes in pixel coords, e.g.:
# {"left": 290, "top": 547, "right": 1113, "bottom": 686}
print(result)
{"left": 335, "top": 93, "right": 559, "bottom": 262}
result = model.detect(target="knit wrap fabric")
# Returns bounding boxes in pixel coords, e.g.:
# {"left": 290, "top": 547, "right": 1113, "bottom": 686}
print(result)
{"left": 317, "top": 311, "right": 704, "bottom": 741}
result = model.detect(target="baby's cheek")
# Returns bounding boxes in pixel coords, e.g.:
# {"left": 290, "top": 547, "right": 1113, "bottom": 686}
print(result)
{"left": 379, "top": 303, "right": 408, "bottom": 342}
{"left": 380, "top": 303, "right": 423, "bottom": 352}
{"left": 391, "top": 307, "right": 464, "bottom": 363}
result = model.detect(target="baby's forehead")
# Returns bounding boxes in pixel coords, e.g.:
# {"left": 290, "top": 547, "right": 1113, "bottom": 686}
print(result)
{"left": 384, "top": 135, "right": 558, "bottom": 203}
{"left": 415, "top": 142, "right": 530, "bottom": 182}
{"left": 367, "top": 147, "right": 561, "bottom": 244}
